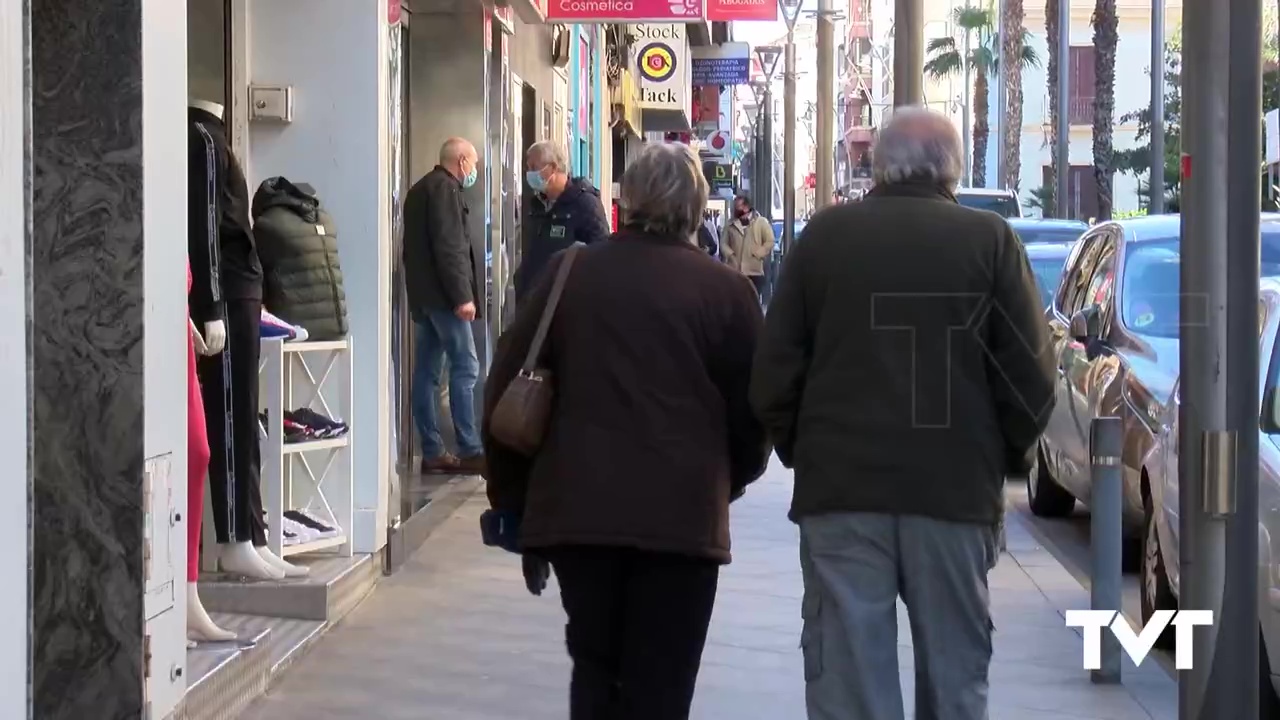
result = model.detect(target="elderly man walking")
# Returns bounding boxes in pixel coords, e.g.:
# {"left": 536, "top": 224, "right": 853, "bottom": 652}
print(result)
{"left": 721, "top": 193, "right": 773, "bottom": 302}
{"left": 750, "top": 108, "right": 1055, "bottom": 720}
{"left": 516, "top": 141, "right": 609, "bottom": 302}
{"left": 403, "top": 137, "right": 485, "bottom": 475}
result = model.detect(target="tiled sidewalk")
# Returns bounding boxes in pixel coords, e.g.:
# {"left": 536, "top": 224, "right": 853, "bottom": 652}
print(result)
{"left": 243, "top": 463, "right": 1176, "bottom": 720}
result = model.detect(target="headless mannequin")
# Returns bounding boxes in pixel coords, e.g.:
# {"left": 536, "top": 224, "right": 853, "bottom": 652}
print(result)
{"left": 187, "top": 265, "right": 235, "bottom": 643}
{"left": 188, "top": 99, "right": 307, "bottom": 580}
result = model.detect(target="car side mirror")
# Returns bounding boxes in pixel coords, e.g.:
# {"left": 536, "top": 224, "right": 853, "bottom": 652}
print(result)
{"left": 1069, "top": 305, "right": 1100, "bottom": 342}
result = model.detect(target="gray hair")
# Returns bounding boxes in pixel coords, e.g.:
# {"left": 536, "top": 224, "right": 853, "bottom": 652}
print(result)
{"left": 527, "top": 141, "right": 569, "bottom": 171}
{"left": 620, "top": 143, "right": 708, "bottom": 239}
{"left": 871, "top": 107, "right": 963, "bottom": 188}
{"left": 439, "top": 137, "right": 476, "bottom": 165}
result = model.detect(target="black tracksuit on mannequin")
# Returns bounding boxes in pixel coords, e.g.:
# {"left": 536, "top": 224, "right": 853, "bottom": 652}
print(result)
{"left": 188, "top": 107, "right": 268, "bottom": 547}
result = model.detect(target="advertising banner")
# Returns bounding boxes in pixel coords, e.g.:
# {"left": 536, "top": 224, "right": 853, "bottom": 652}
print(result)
{"left": 631, "top": 24, "right": 690, "bottom": 112}
{"left": 706, "top": 0, "right": 776, "bottom": 22}
{"left": 691, "top": 43, "right": 750, "bottom": 86}
{"left": 548, "top": 0, "right": 702, "bottom": 23}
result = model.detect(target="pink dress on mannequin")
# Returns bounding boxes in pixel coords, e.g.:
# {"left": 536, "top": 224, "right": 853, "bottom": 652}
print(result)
{"left": 188, "top": 263, "right": 211, "bottom": 582}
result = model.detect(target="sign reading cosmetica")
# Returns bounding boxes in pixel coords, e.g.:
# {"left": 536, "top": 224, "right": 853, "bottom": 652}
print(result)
{"left": 548, "top": 0, "right": 702, "bottom": 22}
{"left": 630, "top": 24, "right": 690, "bottom": 111}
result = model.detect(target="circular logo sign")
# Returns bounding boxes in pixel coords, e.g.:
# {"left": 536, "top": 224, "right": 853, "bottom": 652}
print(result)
{"left": 639, "top": 42, "right": 677, "bottom": 82}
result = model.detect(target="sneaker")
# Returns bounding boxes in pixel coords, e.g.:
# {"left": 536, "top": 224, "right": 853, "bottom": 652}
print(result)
{"left": 282, "top": 517, "right": 318, "bottom": 544}
{"left": 282, "top": 526, "right": 301, "bottom": 547}
{"left": 284, "top": 410, "right": 332, "bottom": 439}
{"left": 421, "top": 453, "right": 460, "bottom": 474}
{"left": 285, "top": 510, "right": 340, "bottom": 538}
{"left": 290, "top": 408, "right": 348, "bottom": 438}
{"left": 455, "top": 453, "right": 486, "bottom": 476}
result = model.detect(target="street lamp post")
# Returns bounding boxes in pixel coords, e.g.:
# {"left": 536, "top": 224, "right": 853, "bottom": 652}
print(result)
{"left": 1150, "top": 0, "right": 1165, "bottom": 213}
{"left": 779, "top": 0, "right": 803, "bottom": 254}
{"left": 753, "top": 45, "right": 782, "bottom": 219}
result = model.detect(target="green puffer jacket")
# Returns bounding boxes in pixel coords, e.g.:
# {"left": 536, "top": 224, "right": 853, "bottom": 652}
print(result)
{"left": 251, "top": 177, "right": 349, "bottom": 340}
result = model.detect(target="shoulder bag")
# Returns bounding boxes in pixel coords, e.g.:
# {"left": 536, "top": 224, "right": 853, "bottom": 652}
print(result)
{"left": 489, "top": 243, "right": 584, "bottom": 456}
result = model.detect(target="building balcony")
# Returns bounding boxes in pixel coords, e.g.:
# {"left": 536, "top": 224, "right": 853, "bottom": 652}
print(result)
{"left": 844, "top": 126, "right": 875, "bottom": 144}
{"left": 1068, "top": 96, "right": 1094, "bottom": 126}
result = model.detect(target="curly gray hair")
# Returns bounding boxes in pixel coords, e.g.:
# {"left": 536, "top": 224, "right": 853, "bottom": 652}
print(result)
{"left": 620, "top": 143, "right": 708, "bottom": 238}
{"left": 871, "top": 107, "right": 964, "bottom": 188}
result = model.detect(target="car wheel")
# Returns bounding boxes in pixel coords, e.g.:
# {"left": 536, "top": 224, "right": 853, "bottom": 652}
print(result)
{"left": 1140, "top": 491, "right": 1178, "bottom": 650}
{"left": 1028, "top": 442, "right": 1076, "bottom": 518}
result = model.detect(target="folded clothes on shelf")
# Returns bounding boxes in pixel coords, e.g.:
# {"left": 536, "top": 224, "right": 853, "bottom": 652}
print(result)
{"left": 259, "top": 409, "right": 348, "bottom": 443}
{"left": 260, "top": 308, "right": 310, "bottom": 342}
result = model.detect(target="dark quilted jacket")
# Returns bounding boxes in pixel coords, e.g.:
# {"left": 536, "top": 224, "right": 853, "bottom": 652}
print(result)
{"left": 251, "top": 177, "right": 349, "bottom": 340}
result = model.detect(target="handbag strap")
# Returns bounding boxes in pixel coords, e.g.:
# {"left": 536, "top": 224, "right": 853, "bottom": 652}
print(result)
{"left": 520, "top": 243, "right": 584, "bottom": 373}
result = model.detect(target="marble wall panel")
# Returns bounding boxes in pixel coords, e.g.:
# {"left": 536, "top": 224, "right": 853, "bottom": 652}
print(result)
{"left": 29, "top": 0, "right": 146, "bottom": 716}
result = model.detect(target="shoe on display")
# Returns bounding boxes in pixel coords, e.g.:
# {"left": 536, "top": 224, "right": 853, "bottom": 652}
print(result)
{"left": 283, "top": 409, "right": 331, "bottom": 439}
{"left": 282, "top": 526, "right": 301, "bottom": 547}
{"left": 291, "top": 408, "right": 348, "bottom": 438}
{"left": 421, "top": 453, "right": 460, "bottom": 475}
{"left": 261, "top": 410, "right": 314, "bottom": 443}
{"left": 282, "top": 517, "right": 319, "bottom": 544}
{"left": 285, "top": 510, "right": 341, "bottom": 538}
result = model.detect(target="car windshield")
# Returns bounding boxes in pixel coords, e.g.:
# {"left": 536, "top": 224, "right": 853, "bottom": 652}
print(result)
{"left": 957, "top": 193, "right": 1020, "bottom": 218}
{"left": 1122, "top": 228, "right": 1280, "bottom": 338}
{"left": 1029, "top": 257, "right": 1066, "bottom": 308}
{"left": 1015, "top": 226, "right": 1085, "bottom": 244}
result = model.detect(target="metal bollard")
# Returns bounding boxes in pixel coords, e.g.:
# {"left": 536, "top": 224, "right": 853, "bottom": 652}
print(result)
{"left": 1089, "top": 416, "right": 1124, "bottom": 684}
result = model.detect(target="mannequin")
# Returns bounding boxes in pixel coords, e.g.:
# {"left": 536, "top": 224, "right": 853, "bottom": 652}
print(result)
{"left": 187, "top": 266, "right": 236, "bottom": 643}
{"left": 188, "top": 98, "right": 307, "bottom": 579}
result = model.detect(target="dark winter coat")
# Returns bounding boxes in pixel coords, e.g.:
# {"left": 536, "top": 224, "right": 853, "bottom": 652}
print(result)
{"left": 515, "top": 178, "right": 610, "bottom": 302}
{"left": 403, "top": 166, "right": 482, "bottom": 320}
{"left": 750, "top": 181, "right": 1056, "bottom": 527}
{"left": 483, "top": 229, "right": 771, "bottom": 564}
{"left": 251, "top": 177, "right": 349, "bottom": 340}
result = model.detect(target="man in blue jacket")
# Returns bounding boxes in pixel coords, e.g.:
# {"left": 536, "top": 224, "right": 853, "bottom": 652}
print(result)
{"left": 516, "top": 141, "right": 610, "bottom": 302}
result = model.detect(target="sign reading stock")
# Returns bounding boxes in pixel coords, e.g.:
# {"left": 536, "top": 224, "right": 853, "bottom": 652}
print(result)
{"left": 547, "top": 0, "right": 703, "bottom": 22}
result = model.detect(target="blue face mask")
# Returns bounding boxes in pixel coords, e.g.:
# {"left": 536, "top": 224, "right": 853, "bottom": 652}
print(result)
{"left": 526, "top": 169, "right": 548, "bottom": 192}
{"left": 462, "top": 165, "right": 478, "bottom": 189}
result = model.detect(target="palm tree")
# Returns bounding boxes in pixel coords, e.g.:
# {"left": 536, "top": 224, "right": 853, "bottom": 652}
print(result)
{"left": 1001, "top": 0, "right": 1026, "bottom": 191}
{"left": 1092, "top": 0, "right": 1119, "bottom": 219}
{"left": 1044, "top": 0, "right": 1060, "bottom": 216}
{"left": 924, "top": 6, "right": 1040, "bottom": 187}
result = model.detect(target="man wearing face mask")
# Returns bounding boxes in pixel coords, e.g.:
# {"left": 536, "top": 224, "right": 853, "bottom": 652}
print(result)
{"left": 515, "top": 141, "right": 610, "bottom": 303}
{"left": 402, "top": 137, "right": 485, "bottom": 475}
{"left": 722, "top": 193, "right": 774, "bottom": 302}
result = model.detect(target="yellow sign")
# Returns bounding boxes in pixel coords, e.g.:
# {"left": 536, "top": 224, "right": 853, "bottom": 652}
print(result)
{"left": 638, "top": 42, "right": 677, "bottom": 82}
{"left": 612, "top": 68, "right": 642, "bottom": 134}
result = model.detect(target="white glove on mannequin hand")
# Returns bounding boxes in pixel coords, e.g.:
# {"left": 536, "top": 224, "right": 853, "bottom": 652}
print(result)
{"left": 193, "top": 319, "right": 227, "bottom": 356}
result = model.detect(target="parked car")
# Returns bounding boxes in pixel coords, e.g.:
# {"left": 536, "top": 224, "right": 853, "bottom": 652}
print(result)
{"left": 1031, "top": 214, "right": 1280, "bottom": 555}
{"left": 1008, "top": 217, "right": 1088, "bottom": 245}
{"left": 955, "top": 187, "right": 1022, "bottom": 218}
{"left": 1025, "top": 242, "right": 1075, "bottom": 309}
{"left": 1144, "top": 276, "right": 1280, "bottom": 709}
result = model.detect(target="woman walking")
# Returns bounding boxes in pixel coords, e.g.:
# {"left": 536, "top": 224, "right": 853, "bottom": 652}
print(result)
{"left": 483, "top": 142, "right": 770, "bottom": 720}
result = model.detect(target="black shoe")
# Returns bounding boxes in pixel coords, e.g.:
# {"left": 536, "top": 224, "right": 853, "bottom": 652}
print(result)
{"left": 284, "top": 510, "right": 340, "bottom": 538}
{"left": 290, "top": 408, "right": 348, "bottom": 438}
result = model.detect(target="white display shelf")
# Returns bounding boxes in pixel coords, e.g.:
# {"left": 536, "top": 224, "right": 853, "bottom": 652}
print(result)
{"left": 259, "top": 336, "right": 355, "bottom": 560}
{"left": 281, "top": 534, "right": 348, "bottom": 557}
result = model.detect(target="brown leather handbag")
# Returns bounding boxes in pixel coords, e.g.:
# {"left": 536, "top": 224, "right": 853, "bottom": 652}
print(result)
{"left": 489, "top": 243, "right": 584, "bottom": 456}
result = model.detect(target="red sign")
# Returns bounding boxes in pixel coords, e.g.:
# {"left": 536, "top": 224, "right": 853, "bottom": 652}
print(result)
{"left": 706, "top": 0, "right": 776, "bottom": 21}
{"left": 547, "top": 0, "right": 703, "bottom": 22}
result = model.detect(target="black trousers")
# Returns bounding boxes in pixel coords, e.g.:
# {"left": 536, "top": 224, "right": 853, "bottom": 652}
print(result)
{"left": 197, "top": 298, "right": 267, "bottom": 546}
{"left": 748, "top": 274, "right": 766, "bottom": 303}
{"left": 545, "top": 546, "right": 720, "bottom": 720}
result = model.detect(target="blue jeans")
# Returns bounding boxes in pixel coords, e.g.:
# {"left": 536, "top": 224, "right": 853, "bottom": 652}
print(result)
{"left": 411, "top": 310, "right": 482, "bottom": 459}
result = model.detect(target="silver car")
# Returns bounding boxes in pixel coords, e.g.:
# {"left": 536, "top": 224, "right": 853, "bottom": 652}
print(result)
{"left": 1145, "top": 277, "right": 1280, "bottom": 708}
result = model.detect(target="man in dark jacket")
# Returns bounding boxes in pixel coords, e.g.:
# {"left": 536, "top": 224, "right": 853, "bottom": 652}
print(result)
{"left": 750, "top": 108, "right": 1055, "bottom": 720}
{"left": 515, "top": 141, "right": 610, "bottom": 302}
{"left": 402, "top": 137, "right": 485, "bottom": 475}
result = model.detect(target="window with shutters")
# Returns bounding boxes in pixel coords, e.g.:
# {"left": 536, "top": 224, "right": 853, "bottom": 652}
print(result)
{"left": 1067, "top": 45, "right": 1096, "bottom": 126}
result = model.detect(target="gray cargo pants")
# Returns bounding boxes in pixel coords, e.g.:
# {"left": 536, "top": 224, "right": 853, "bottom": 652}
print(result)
{"left": 799, "top": 513, "right": 999, "bottom": 720}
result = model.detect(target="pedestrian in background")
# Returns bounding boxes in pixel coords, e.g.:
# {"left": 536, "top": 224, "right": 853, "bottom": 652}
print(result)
{"left": 515, "top": 141, "right": 609, "bottom": 304}
{"left": 483, "top": 142, "right": 770, "bottom": 720}
{"left": 721, "top": 193, "right": 773, "bottom": 302}
{"left": 402, "top": 137, "right": 485, "bottom": 475}
{"left": 750, "top": 108, "right": 1055, "bottom": 720}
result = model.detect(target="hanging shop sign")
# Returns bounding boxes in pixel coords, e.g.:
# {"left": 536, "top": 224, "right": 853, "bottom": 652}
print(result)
{"left": 631, "top": 25, "right": 690, "bottom": 112}
{"left": 706, "top": 0, "right": 776, "bottom": 22}
{"left": 548, "top": 0, "right": 702, "bottom": 23}
{"left": 691, "top": 43, "right": 750, "bottom": 86}
{"left": 703, "top": 161, "right": 734, "bottom": 190}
